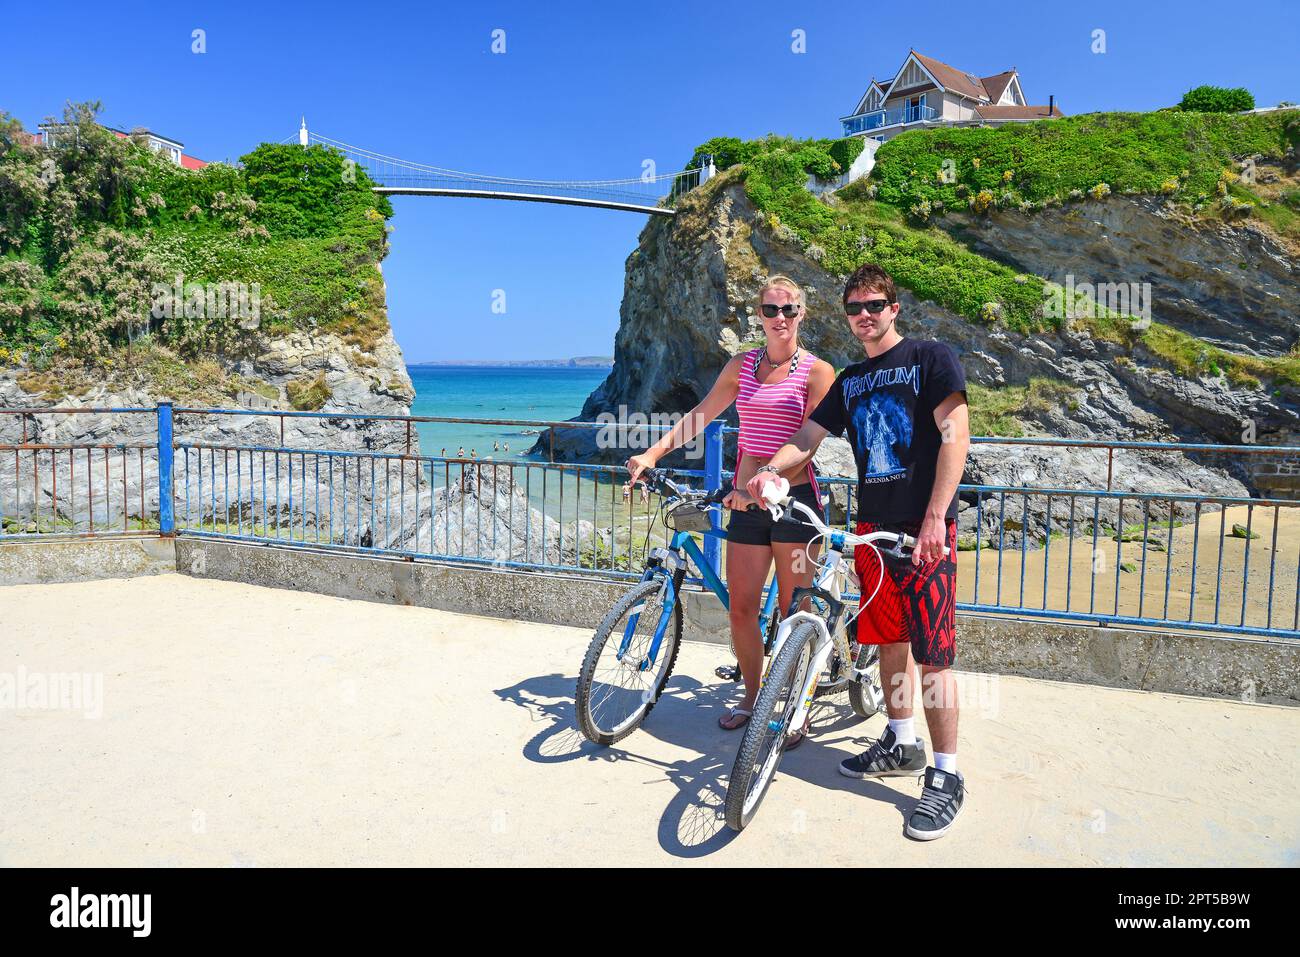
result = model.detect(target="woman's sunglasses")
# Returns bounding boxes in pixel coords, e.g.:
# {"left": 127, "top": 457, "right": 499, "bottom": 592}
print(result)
{"left": 845, "top": 299, "right": 894, "bottom": 316}
{"left": 760, "top": 303, "right": 802, "bottom": 319}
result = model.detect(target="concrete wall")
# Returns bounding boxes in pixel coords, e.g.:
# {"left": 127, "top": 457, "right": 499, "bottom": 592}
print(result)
{"left": 1249, "top": 435, "right": 1300, "bottom": 501}
{"left": 2, "top": 536, "right": 1295, "bottom": 705}
{"left": 805, "top": 139, "right": 880, "bottom": 196}
{"left": 172, "top": 538, "right": 1299, "bottom": 706}
{"left": 0, "top": 536, "right": 174, "bottom": 585}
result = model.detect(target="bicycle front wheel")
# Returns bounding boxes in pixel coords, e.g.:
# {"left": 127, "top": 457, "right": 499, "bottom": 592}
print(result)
{"left": 724, "top": 620, "right": 817, "bottom": 832}
{"left": 575, "top": 577, "right": 682, "bottom": 746}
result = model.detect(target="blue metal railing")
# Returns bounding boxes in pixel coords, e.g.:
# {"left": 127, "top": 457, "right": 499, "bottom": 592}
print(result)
{"left": 2, "top": 403, "right": 1297, "bottom": 640}
{"left": 841, "top": 104, "right": 940, "bottom": 136}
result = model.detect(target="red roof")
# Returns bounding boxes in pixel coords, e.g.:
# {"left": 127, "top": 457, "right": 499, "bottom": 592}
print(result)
{"left": 980, "top": 70, "right": 1017, "bottom": 103}
{"left": 910, "top": 51, "right": 991, "bottom": 101}
{"left": 974, "top": 103, "right": 1063, "bottom": 120}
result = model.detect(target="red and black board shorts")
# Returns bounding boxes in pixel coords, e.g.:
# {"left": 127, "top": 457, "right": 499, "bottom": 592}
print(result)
{"left": 852, "top": 519, "right": 957, "bottom": 668}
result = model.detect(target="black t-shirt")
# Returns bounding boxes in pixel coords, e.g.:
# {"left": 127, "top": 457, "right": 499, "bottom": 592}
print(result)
{"left": 810, "top": 338, "right": 966, "bottom": 523}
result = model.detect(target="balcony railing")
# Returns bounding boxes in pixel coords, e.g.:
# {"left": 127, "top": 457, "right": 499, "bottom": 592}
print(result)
{"left": 841, "top": 104, "right": 939, "bottom": 136}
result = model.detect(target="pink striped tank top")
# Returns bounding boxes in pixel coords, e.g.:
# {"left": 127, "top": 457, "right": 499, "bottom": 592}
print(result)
{"left": 735, "top": 348, "right": 821, "bottom": 505}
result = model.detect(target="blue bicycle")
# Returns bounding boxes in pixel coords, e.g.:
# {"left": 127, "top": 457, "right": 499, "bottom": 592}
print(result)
{"left": 575, "top": 468, "right": 872, "bottom": 746}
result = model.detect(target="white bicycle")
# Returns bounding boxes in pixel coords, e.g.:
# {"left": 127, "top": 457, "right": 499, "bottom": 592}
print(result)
{"left": 723, "top": 479, "right": 945, "bottom": 832}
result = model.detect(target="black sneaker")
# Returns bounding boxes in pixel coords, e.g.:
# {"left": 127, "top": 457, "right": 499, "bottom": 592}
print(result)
{"left": 905, "top": 767, "right": 966, "bottom": 841}
{"left": 838, "top": 727, "right": 927, "bottom": 779}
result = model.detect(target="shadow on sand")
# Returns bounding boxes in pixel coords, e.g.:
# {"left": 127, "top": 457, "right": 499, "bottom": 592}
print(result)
{"left": 494, "top": 669, "right": 914, "bottom": 859}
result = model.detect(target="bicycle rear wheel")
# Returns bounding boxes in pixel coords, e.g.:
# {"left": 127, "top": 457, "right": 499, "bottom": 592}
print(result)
{"left": 724, "top": 620, "right": 817, "bottom": 831}
{"left": 576, "top": 577, "right": 683, "bottom": 746}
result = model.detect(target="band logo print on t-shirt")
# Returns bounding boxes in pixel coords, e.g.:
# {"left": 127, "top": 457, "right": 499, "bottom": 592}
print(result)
{"left": 842, "top": 364, "right": 921, "bottom": 484}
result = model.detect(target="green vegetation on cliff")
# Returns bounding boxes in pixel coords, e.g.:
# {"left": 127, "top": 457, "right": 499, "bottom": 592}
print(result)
{"left": 870, "top": 109, "right": 1298, "bottom": 216}
{"left": 966, "top": 378, "right": 1082, "bottom": 438}
{"left": 0, "top": 102, "right": 393, "bottom": 379}
{"left": 686, "top": 108, "right": 1300, "bottom": 387}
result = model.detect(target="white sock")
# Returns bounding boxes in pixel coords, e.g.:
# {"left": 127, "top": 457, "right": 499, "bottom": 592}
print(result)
{"left": 934, "top": 752, "right": 958, "bottom": 773}
{"left": 887, "top": 717, "right": 915, "bottom": 748}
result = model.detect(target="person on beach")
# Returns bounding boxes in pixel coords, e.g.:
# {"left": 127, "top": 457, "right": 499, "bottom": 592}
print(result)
{"left": 748, "top": 263, "right": 970, "bottom": 840}
{"left": 627, "top": 276, "right": 834, "bottom": 739}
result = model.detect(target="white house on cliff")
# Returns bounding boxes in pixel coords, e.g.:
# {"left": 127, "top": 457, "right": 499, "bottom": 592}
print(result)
{"left": 841, "top": 50, "right": 1063, "bottom": 142}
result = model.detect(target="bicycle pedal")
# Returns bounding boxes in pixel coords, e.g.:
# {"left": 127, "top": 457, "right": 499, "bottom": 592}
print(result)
{"left": 715, "top": 664, "right": 741, "bottom": 682}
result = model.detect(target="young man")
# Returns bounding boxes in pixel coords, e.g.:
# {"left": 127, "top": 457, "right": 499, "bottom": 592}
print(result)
{"left": 746, "top": 263, "right": 970, "bottom": 841}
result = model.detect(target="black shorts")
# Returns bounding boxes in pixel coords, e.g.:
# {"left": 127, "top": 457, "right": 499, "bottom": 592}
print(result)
{"left": 726, "top": 482, "right": 824, "bottom": 547}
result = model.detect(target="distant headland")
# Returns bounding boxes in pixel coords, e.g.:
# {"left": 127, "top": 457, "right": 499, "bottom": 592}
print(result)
{"left": 407, "top": 357, "right": 614, "bottom": 368}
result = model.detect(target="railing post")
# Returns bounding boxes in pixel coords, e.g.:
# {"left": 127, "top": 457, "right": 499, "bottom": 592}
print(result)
{"left": 157, "top": 401, "right": 174, "bottom": 537}
{"left": 700, "top": 154, "right": 716, "bottom": 185}
{"left": 703, "top": 420, "right": 724, "bottom": 578}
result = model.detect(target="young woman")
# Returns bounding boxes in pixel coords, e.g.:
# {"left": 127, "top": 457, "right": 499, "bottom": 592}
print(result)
{"left": 626, "top": 276, "right": 835, "bottom": 737}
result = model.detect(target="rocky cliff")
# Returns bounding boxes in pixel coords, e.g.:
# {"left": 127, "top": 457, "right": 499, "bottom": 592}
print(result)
{"left": 542, "top": 164, "right": 1299, "bottom": 537}
{"left": 0, "top": 107, "right": 433, "bottom": 535}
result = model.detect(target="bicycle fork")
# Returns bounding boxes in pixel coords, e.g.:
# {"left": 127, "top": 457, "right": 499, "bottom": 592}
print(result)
{"left": 761, "top": 612, "right": 834, "bottom": 735}
{"left": 616, "top": 567, "right": 683, "bottom": 680}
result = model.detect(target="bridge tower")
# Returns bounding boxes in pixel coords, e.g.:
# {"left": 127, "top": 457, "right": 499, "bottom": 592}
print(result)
{"left": 299, "top": 117, "right": 308, "bottom": 147}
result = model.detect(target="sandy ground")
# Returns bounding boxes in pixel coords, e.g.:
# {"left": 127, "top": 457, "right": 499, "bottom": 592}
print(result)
{"left": 1, "top": 573, "right": 1296, "bottom": 867}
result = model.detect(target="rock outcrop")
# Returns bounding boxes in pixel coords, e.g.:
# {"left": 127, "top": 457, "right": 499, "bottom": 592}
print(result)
{"left": 539, "top": 175, "right": 1299, "bottom": 514}
{"left": 0, "top": 324, "right": 419, "bottom": 535}
{"left": 0, "top": 329, "right": 603, "bottom": 556}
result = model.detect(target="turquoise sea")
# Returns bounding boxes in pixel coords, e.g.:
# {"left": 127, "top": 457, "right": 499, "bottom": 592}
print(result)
{"left": 407, "top": 365, "right": 610, "bottom": 461}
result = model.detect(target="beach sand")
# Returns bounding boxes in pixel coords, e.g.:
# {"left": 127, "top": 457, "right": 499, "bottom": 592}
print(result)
{"left": 2, "top": 573, "right": 1296, "bottom": 866}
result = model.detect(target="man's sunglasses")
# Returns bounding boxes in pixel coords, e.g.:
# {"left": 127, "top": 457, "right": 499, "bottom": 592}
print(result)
{"left": 845, "top": 299, "right": 895, "bottom": 316}
{"left": 760, "top": 303, "right": 802, "bottom": 319}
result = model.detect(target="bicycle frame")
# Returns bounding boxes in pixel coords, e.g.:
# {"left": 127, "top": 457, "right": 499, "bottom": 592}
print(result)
{"left": 760, "top": 529, "right": 856, "bottom": 733}
{"left": 615, "top": 524, "right": 781, "bottom": 671}
{"left": 756, "top": 498, "right": 918, "bottom": 732}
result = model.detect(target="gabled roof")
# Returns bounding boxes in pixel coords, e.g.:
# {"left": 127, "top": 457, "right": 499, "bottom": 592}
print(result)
{"left": 974, "top": 103, "right": 1062, "bottom": 120}
{"left": 851, "top": 78, "right": 887, "bottom": 116}
{"left": 980, "top": 70, "right": 1017, "bottom": 103}
{"left": 908, "top": 51, "right": 990, "bottom": 102}
{"left": 846, "top": 51, "right": 1061, "bottom": 123}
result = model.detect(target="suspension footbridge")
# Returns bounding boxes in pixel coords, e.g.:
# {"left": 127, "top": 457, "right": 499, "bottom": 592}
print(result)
{"left": 298, "top": 122, "right": 714, "bottom": 216}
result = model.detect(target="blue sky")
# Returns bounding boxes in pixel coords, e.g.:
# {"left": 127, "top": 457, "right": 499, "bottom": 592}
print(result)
{"left": 3, "top": 0, "right": 1296, "bottom": 362}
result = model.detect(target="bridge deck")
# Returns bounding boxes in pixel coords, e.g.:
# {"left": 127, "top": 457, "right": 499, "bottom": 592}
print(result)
{"left": 373, "top": 186, "right": 675, "bottom": 216}
{"left": 2, "top": 574, "right": 1295, "bottom": 866}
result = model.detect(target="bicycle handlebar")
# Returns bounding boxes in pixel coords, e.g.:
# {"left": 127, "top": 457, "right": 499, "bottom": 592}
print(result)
{"left": 759, "top": 479, "right": 948, "bottom": 559}
{"left": 641, "top": 468, "right": 763, "bottom": 510}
